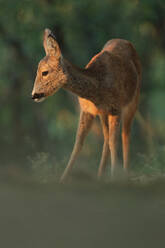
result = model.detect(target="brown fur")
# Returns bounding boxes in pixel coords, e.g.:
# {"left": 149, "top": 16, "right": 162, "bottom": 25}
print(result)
{"left": 32, "top": 29, "right": 141, "bottom": 182}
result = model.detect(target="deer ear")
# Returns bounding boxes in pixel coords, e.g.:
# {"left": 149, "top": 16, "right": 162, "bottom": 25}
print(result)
{"left": 43, "top": 28, "right": 61, "bottom": 57}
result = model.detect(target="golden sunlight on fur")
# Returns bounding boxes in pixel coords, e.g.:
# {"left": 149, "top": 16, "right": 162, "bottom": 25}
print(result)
{"left": 32, "top": 29, "right": 141, "bottom": 182}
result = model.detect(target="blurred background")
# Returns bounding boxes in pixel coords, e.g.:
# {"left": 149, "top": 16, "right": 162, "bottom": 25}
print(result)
{"left": 1, "top": 1, "right": 165, "bottom": 248}
{"left": 0, "top": 0, "right": 165, "bottom": 179}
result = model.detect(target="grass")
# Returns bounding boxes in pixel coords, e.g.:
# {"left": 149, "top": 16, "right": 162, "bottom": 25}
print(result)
{"left": 2, "top": 144, "right": 165, "bottom": 186}
{"left": 0, "top": 147, "right": 165, "bottom": 248}
{"left": 1, "top": 166, "right": 165, "bottom": 248}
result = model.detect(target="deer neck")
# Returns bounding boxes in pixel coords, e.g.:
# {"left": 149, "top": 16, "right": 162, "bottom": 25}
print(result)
{"left": 62, "top": 58, "right": 98, "bottom": 101}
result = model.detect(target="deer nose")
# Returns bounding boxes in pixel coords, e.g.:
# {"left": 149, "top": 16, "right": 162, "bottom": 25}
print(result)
{"left": 32, "top": 93, "right": 45, "bottom": 100}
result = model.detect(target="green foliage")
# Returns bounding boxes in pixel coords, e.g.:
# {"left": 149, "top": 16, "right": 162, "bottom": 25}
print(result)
{"left": 0, "top": 0, "right": 165, "bottom": 174}
{"left": 28, "top": 152, "right": 57, "bottom": 182}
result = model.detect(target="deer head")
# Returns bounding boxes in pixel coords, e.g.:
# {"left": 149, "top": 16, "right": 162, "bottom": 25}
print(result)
{"left": 32, "top": 29, "right": 66, "bottom": 102}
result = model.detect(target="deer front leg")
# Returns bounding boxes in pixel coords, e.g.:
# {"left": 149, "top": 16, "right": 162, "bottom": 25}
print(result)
{"left": 108, "top": 114, "right": 121, "bottom": 178}
{"left": 60, "top": 111, "right": 94, "bottom": 182}
{"left": 98, "top": 114, "right": 109, "bottom": 179}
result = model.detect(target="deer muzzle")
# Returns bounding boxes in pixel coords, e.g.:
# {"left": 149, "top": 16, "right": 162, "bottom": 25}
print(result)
{"left": 32, "top": 93, "right": 46, "bottom": 102}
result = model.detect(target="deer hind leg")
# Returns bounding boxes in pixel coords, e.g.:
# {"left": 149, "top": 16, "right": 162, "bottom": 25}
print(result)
{"left": 122, "top": 98, "right": 138, "bottom": 173}
{"left": 108, "top": 114, "right": 121, "bottom": 177}
{"left": 60, "top": 111, "right": 95, "bottom": 182}
{"left": 97, "top": 113, "right": 109, "bottom": 179}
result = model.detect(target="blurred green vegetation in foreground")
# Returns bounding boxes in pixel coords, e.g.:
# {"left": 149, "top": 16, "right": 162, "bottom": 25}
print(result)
{"left": 1, "top": 1, "right": 165, "bottom": 247}
{"left": 1, "top": 172, "right": 165, "bottom": 248}
{"left": 0, "top": 0, "right": 165, "bottom": 179}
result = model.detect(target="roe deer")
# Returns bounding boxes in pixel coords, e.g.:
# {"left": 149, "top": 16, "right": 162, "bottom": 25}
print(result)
{"left": 32, "top": 29, "right": 141, "bottom": 182}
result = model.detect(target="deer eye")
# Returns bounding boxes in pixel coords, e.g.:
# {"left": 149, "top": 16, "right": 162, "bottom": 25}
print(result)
{"left": 42, "top": 71, "right": 48, "bottom": 76}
